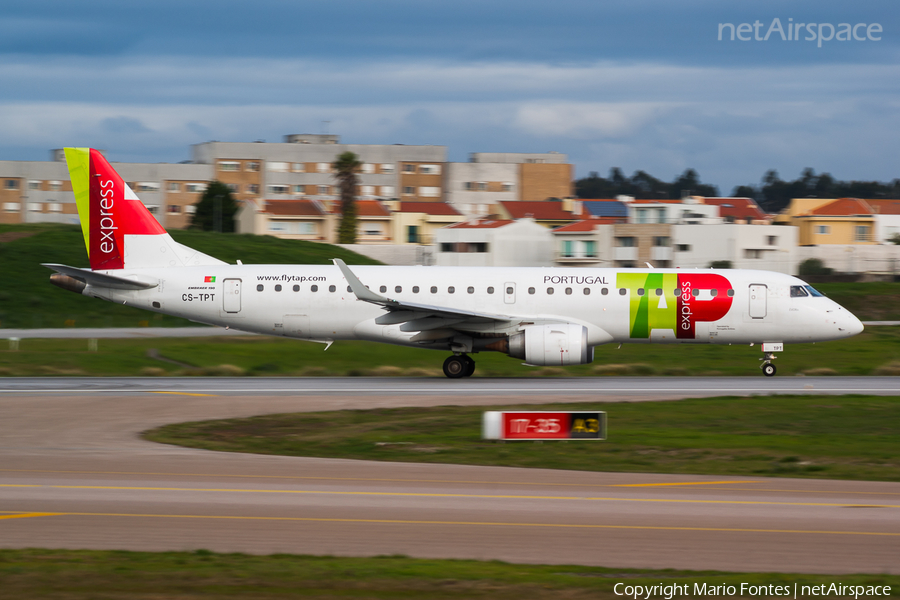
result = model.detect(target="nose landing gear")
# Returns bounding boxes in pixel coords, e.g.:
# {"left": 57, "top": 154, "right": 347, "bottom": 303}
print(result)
{"left": 761, "top": 357, "right": 777, "bottom": 377}
{"left": 758, "top": 342, "right": 783, "bottom": 377}
{"left": 443, "top": 354, "right": 475, "bottom": 379}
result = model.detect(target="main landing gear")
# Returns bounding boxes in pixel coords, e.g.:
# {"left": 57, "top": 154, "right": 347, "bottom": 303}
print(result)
{"left": 443, "top": 354, "right": 475, "bottom": 379}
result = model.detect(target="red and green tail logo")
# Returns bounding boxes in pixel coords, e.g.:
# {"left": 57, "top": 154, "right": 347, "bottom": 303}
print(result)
{"left": 64, "top": 148, "right": 166, "bottom": 271}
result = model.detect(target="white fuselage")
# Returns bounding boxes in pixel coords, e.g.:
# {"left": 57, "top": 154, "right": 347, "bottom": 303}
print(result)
{"left": 80, "top": 265, "right": 864, "bottom": 353}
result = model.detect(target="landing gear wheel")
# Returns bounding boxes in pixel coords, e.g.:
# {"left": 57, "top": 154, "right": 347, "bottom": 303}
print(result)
{"left": 762, "top": 363, "right": 776, "bottom": 377}
{"left": 463, "top": 355, "right": 476, "bottom": 377}
{"left": 443, "top": 355, "right": 468, "bottom": 379}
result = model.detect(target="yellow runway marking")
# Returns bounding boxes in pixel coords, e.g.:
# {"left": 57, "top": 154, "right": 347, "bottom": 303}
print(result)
{"left": 0, "top": 512, "right": 61, "bottom": 520}
{"left": 2, "top": 469, "right": 898, "bottom": 496}
{"left": 1, "top": 484, "right": 896, "bottom": 509}
{"left": 149, "top": 391, "right": 217, "bottom": 397}
{"left": 613, "top": 481, "right": 755, "bottom": 487}
{"left": 24, "top": 511, "right": 900, "bottom": 537}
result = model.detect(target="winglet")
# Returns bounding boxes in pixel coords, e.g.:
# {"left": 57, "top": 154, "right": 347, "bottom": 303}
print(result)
{"left": 332, "top": 259, "right": 397, "bottom": 306}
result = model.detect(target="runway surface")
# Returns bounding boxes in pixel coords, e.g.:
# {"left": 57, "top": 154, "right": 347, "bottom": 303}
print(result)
{"left": 3, "top": 375, "right": 900, "bottom": 396}
{"left": 0, "top": 377, "right": 898, "bottom": 574}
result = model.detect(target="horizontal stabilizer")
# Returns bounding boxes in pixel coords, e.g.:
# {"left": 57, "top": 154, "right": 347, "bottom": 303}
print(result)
{"left": 42, "top": 263, "right": 159, "bottom": 290}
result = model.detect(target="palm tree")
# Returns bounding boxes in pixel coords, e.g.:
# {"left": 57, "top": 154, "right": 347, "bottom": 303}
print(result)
{"left": 334, "top": 151, "right": 362, "bottom": 244}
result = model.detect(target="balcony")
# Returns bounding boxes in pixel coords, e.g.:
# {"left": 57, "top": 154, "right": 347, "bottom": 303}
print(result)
{"left": 556, "top": 252, "right": 602, "bottom": 264}
{"left": 651, "top": 246, "right": 673, "bottom": 261}
{"left": 614, "top": 247, "right": 638, "bottom": 261}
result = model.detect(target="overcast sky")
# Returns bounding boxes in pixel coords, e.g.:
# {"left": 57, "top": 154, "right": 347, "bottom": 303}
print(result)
{"left": 2, "top": 0, "right": 898, "bottom": 193}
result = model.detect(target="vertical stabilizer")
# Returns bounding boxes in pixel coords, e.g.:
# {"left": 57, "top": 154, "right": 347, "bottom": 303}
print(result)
{"left": 63, "top": 147, "right": 225, "bottom": 271}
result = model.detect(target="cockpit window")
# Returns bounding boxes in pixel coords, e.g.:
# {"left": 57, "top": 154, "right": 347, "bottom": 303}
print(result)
{"left": 805, "top": 285, "right": 825, "bottom": 297}
{"left": 790, "top": 285, "right": 809, "bottom": 298}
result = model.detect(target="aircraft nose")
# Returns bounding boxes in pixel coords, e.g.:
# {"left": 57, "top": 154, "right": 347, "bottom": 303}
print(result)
{"left": 838, "top": 310, "right": 864, "bottom": 337}
{"left": 846, "top": 313, "right": 864, "bottom": 336}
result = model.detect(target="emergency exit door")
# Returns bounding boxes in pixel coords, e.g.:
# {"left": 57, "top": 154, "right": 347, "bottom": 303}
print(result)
{"left": 748, "top": 284, "right": 767, "bottom": 318}
{"left": 223, "top": 279, "right": 242, "bottom": 313}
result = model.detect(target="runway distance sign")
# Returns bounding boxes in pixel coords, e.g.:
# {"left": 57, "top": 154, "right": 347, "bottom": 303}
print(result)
{"left": 482, "top": 411, "right": 606, "bottom": 441}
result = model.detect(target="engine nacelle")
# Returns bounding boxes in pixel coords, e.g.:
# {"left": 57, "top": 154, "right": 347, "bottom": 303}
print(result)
{"left": 507, "top": 324, "right": 593, "bottom": 366}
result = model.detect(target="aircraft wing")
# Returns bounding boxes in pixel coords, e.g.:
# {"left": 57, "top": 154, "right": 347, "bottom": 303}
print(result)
{"left": 334, "top": 259, "right": 517, "bottom": 337}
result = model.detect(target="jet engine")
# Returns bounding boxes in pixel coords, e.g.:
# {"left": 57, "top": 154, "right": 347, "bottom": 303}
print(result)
{"left": 506, "top": 324, "right": 592, "bottom": 366}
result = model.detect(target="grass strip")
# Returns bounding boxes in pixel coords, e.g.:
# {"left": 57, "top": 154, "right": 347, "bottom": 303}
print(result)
{"left": 2, "top": 325, "right": 900, "bottom": 377}
{"left": 145, "top": 395, "right": 900, "bottom": 482}
{"left": 0, "top": 549, "right": 897, "bottom": 599}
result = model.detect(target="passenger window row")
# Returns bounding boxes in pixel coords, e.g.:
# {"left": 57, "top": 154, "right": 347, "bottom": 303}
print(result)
{"left": 254, "top": 284, "right": 737, "bottom": 298}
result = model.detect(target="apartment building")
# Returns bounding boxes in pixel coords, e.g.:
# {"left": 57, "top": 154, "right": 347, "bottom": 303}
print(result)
{"left": 193, "top": 135, "right": 447, "bottom": 206}
{"left": 444, "top": 152, "right": 573, "bottom": 217}
{"left": 1, "top": 136, "right": 574, "bottom": 234}
{"left": 0, "top": 150, "right": 213, "bottom": 228}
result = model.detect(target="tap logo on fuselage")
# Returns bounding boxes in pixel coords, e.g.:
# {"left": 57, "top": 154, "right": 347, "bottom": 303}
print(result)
{"left": 617, "top": 273, "right": 733, "bottom": 339}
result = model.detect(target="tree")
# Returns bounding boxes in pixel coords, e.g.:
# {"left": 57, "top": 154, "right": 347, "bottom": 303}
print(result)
{"left": 670, "top": 168, "right": 719, "bottom": 199}
{"left": 731, "top": 185, "right": 757, "bottom": 198}
{"left": 334, "top": 151, "right": 362, "bottom": 244}
{"left": 798, "top": 258, "right": 833, "bottom": 276}
{"left": 190, "top": 180, "right": 238, "bottom": 232}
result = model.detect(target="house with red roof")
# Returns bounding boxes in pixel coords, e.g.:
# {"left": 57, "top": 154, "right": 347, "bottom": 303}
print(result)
{"left": 775, "top": 198, "right": 876, "bottom": 245}
{"left": 386, "top": 201, "right": 465, "bottom": 244}
{"left": 865, "top": 199, "right": 900, "bottom": 243}
{"left": 697, "top": 197, "right": 769, "bottom": 224}
{"left": 551, "top": 218, "right": 618, "bottom": 265}
{"left": 237, "top": 198, "right": 334, "bottom": 241}
{"left": 237, "top": 198, "right": 394, "bottom": 243}
{"left": 495, "top": 199, "right": 582, "bottom": 228}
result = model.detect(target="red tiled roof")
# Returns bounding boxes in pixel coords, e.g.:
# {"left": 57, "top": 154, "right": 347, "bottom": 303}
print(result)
{"left": 552, "top": 218, "right": 620, "bottom": 233}
{"left": 630, "top": 199, "right": 683, "bottom": 204}
{"left": 446, "top": 219, "right": 514, "bottom": 229}
{"left": 264, "top": 200, "right": 324, "bottom": 216}
{"left": 500, "top": 201, "right": 575, "bottom": 220}
{"left": 398, "top": 201, "right": 461, "bottom": 216}
{"left": 701, "top": 197, "right": 767, "bottom": 221}
{"left": 355, "top": 200, "right": 391, "bottom": 217}
{"left": 810, "top": 198, "right": 874, "bottom": 216}
{"left": 865, "top": 199, "right": 900, "bottom": 215}
{"left": 326, "top": 199, "right": 391, "bottom": 217}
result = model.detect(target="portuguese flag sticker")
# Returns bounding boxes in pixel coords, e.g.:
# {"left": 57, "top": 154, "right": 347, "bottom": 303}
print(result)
{"left": 204, "top": 276, "right": 216, "bottom": 283}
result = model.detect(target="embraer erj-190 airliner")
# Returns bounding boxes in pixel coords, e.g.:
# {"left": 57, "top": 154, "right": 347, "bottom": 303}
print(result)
{"left": 45, "top": 148, "right": 864, "bottom": 378}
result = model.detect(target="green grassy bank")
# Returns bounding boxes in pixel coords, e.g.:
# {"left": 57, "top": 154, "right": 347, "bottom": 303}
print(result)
{"left": 0, "top": 224, "right": 380, "bottom": 329}
{"left": 2, "top": 325, "right": 900, "bottom": 377}
{"left": 145, "top": 395, "right": 900, "bottom": 482}
{"left": 1, "top": 550, "right": 896, "bottom": 600}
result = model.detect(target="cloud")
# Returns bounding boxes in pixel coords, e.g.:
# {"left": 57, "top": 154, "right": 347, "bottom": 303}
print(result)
{"left": 0, "top": 54, "right": 898, "bottom": 190}
{"left": 513, "top": 103, "right": 667, "bottom": 138}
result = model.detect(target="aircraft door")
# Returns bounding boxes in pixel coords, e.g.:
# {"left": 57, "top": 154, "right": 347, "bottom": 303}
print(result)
{"left": 748, "top": 284, "right": 767, "bottom": 319}
{"left": 504, "top": 282, "right": 516, "bottom": 304}
{"left": 223, "top": 279, "right": 242, "bottom": 313}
